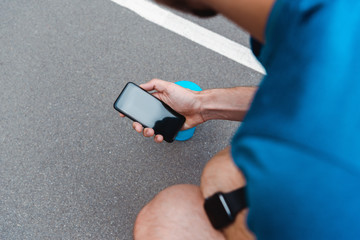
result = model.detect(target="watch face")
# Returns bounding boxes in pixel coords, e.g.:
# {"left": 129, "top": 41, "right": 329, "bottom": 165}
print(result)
{"left": 204, "top": 193, "right": 234, "bottom": 229}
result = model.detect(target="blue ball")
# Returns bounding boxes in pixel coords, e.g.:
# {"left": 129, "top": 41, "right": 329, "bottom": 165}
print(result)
{"left": 174, "top": 81, "right": 202, "bottom": 141}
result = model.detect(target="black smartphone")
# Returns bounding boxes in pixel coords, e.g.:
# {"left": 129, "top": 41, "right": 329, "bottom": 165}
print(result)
{"left": 113, "top": 82, "right": 186, "bottom": 143}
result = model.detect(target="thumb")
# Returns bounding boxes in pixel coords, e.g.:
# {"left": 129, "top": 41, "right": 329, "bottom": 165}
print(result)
{"left": 140, "top": 79, "right": 170, "bottom": 92}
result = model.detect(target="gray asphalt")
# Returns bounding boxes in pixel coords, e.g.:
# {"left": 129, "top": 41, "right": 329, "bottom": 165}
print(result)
{"left": 0, "top": 0, "right": 263, "bottom": 239}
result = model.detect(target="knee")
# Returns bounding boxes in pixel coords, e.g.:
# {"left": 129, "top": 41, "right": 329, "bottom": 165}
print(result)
{"left": 133, "top": 184, "right": 224, "bottom": 240}
{"left": 133, "top": 184, "right": 201, "bottom": 239}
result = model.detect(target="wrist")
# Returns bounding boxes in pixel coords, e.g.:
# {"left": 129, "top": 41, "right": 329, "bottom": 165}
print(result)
{"left": 197, "top": 89, "right": 211, "bottom": 123}
{"left": 198, "top": 89, "right": 224, "bottom": 122}
{"left": 198, "top": 87, "right": 257, "bottom": 122}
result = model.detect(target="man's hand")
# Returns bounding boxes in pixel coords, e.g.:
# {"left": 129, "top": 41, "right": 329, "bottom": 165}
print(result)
{"left": 119, "top": 79, "right": 257, "bottom": 143}
{"left": 154, "top": 0, "right": 217, "bottom": 17}
{"left": 119, "top": 79, "right": 205, "bottom": 143}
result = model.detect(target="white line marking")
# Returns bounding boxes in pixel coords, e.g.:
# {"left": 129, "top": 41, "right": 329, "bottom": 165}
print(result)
{"left": 111, "top": 0, "right": 266, "bottom": 75}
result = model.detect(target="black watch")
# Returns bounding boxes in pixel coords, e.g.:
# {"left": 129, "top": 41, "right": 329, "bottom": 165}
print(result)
{"left": 204, "top": 187, "right": 247, "bottom": 230}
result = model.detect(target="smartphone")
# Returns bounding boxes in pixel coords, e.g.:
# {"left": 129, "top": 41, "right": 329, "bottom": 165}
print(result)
{"left": 113, "top": 82, "right": 186, "bottom": 143}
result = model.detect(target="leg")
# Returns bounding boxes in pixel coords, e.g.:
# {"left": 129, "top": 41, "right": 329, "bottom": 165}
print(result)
{"left": 133, "top": 184, "right": 225, "bottom": 240}
{"left": 133, "top": 147, "right": 254, "bottom": 240}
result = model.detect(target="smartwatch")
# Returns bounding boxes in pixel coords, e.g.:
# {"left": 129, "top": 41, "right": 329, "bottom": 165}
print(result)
{"left": 204, "top": 187, "right": 247, "bottom": 230}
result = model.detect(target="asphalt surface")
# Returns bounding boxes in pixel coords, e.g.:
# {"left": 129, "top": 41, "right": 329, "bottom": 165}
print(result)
{"left": 0, "top": 0, "right": 263, "bottom": 239}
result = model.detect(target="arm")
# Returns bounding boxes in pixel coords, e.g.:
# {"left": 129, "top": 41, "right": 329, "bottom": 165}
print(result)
{"left": 200, "top": 147, "right": 254, "bottom": 239}
{"left": 155, "top": 0, "right": 275, "bottom": 42}
{"left": 199, "top": 86, "right": 257, "bottom": 123}
{"left": 205, "top": 0, "right": 275, "bottom": 42}
{"left": 123, "top": 79, "right": 257, "bottom": 142}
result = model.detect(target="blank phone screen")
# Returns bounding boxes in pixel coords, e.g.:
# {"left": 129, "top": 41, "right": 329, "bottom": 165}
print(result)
{"left": 114, "top": 82, "right": 185, "bottom": 142}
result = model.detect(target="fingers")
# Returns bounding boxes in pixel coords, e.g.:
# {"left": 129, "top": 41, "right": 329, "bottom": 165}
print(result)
{"left": 119, "top": 113, "right": 125, "bottom": 118}
{"left": 133, "top": 122, "right": 143, "bottom": 133}
{"left": 143, "top": 128, "right": 155, "bottom": 137}
{"left": 132, "top": 122, "right": 164, "bottom": 143}
{"left": 140, "top": 79, "right": 171, "bottom": 92}
{"left": 154, "top": 135, "right": 164, "bottom": 143}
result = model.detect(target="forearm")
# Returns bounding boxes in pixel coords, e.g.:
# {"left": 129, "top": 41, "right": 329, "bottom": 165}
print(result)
{"left": 205, "top": 0, "right": 275, "bottom": 42}
{"left": 198, "top": 86, "right": 257, "bottom": 122}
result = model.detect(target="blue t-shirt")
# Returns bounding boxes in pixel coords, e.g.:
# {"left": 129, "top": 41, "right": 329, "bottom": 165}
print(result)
{"left": 231, "top": 0, "right": 360, "bottom": 239}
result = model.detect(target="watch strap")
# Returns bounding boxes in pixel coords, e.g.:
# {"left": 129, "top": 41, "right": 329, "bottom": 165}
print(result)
{"left": 204, "top": 186, "right": 248, "bottom": 230}
{"left": 224, "top": 187, "right": 247, "bottom": 216}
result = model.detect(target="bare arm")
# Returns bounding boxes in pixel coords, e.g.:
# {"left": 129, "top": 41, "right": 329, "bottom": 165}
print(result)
{"left": 155, "top": 0, "right": 275, "bottom": 42}
{"left": 199, "top": 86, "right": 257, "bottom": 122}
{"left": 124, "top": 79, "right": 257, "bottom": 143}
{"left": 206, "top": 0, "right": 274, "bottom": 42}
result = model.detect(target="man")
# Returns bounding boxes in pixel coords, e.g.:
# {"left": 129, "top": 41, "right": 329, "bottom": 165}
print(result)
{"left": 120, "top": 0, "right": 360, "bottom": 239}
